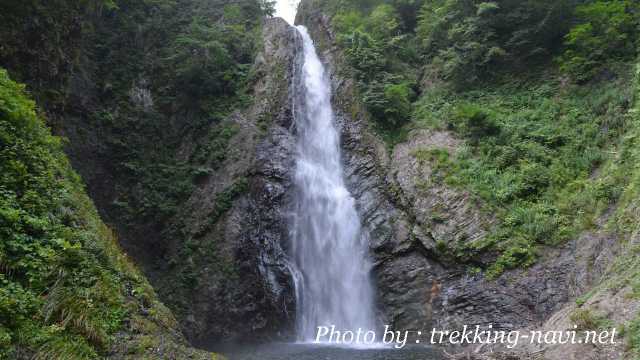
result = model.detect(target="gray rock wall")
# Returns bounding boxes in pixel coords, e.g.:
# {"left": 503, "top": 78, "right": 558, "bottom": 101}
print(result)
{"left": 166, "top": 18, "right": 301, "bottom": 344}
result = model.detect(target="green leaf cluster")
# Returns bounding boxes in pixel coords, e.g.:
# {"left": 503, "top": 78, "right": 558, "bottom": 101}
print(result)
{"left": 559, "top": 0, "right": 640, "bottom": 82}
{"left": 0, "top": 68, "right": 134, "bottom": 358}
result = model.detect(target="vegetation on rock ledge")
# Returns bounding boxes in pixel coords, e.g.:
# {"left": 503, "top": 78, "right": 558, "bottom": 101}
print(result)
{"left": 312, "top": 0, "right": 640, "bottom": 276}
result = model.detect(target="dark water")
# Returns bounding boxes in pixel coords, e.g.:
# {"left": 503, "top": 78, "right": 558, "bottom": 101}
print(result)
{"left": 222, "top": 343, "right": 444, "bottom": 360}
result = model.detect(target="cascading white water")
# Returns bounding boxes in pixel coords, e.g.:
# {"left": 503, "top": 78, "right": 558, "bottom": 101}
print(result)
{"left": 290, "top": 25, "right": 377, "bottom": 343}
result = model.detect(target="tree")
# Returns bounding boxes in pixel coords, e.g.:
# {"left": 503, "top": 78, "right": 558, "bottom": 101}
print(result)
{"left": 391, "top": 0, "right": 425, "bottom": 31}
{"left": 417, "top": 0, "right": 576, "bottom": 86}
{"left": 559, "top": 0, "right": 639, "bottom": 82}
{"left": 367, "top": 4, "right": 401, "bottom": 41}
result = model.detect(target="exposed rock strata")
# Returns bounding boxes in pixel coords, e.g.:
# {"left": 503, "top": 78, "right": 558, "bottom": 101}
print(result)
{"left": 171, "top": 18, "right": 302, "bottom": 344}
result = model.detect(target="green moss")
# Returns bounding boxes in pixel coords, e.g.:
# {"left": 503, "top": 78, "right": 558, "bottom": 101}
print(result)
{"left": 0, "top": 67, "right": 120, "bottom": 356}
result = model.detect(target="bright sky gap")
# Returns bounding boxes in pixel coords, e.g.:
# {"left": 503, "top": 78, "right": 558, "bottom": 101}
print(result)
{"left": 274, "top": 0, "right": 300, "bottom": 25}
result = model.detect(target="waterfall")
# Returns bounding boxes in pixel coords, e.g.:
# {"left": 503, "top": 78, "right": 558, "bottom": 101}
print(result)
{"left": 289, "top": 25, "right": 377, "bottom": 343}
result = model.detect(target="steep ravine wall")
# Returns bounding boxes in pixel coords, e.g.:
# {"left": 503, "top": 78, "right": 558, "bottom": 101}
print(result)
{"left": 296, "top": 3, "right": 449, "bottom": 332}
{"left": 162, "top": 18, "right": 302, "bottom": 345}
{"left": 295, "top": 2, "right": 634, "bottom": 357}
{"left": 0, "top": 1, "right": 301, "bottom": 348}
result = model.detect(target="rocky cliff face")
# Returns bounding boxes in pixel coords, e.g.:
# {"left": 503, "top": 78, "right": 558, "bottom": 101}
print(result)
{"left": 295, "top": 3, "right": 634, "bottom": 357}
{"left": 19, "top": 13, "right": 304, "bottom": 347}
{"left": 159, "top": 18, "right": 302, "bottom": 344}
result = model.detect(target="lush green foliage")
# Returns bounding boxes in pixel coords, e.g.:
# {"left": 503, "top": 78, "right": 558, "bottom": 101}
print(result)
{"left": 83, "top": 0, "right": 270, "bottom": 226}
{"left": 321, "top": 0, "right": 639, "bottom": 131}
{"left": 0, "top": 0, "right": 115, "bottom": 108}
{"left": 417, "top": 0, "right": 638, "bottom": 84}
{"left": 320, "top": 0, "right": 640, "bottom": 278}
{"left": 331, "top": 1, "right": 419, "bottom": 128}
{"left": 412, "top": 72, "right": 633, "bottom": 275}
{"left": 1, "top": 0, "right": 271, "bottom": 228}
{"left": 156, "top": 0, "right": 272, "bottom": 114}
{"left": 0, "top": 68, "right": 182, "bottom": 358}
{"left": 559, "top": 0, "right": 640, "bottom": 82}
{"left": 417, "top": 0, "right": 574, "bottom": 86}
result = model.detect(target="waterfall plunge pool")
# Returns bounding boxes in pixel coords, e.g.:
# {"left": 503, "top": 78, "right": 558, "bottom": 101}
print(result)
{"left": 220, "top": 343, "right": 444, "bottom": 360}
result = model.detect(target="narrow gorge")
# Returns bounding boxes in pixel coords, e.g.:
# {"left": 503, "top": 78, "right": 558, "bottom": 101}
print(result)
{"left": 2, "top": 0, "right": 640, "bottom": 359}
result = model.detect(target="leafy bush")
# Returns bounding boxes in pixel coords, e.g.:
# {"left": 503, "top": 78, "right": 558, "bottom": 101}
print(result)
{"left": 383, "top": 83, "right": 414, "bottom": 126}
{"left": 334, "top": 11, "right": 366, "bottom": 34}
{"left": 367, "top": 4, "right": 401, "bottom": 41}
{"left": 360, "top": 79, "right": 414, "bottom": 128}
{"left": 449, "top": 103, "right": 500, "bottom": 143}
{"left": 559, "top": 0, "right": 640, "bottom": 82}
{"left": 0, "top": 67, "right": 112, "bottom": 355}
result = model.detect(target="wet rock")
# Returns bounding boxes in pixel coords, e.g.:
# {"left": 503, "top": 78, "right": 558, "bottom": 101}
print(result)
{"left": 165, "top": 18, "right": 302, "bottom": 344}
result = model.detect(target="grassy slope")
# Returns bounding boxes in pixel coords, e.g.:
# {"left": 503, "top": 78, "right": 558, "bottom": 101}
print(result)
{"left": 410, "top": 67, "right": 634, "bottom": 276}
{"left": 543, "top": 59, "right": 640, "bottom": 358}
{"left": 593, "top": 61, "right": 640, "bottom": 357}
{"left": 0, "top": 68, "right": 216, "bottom": 359}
